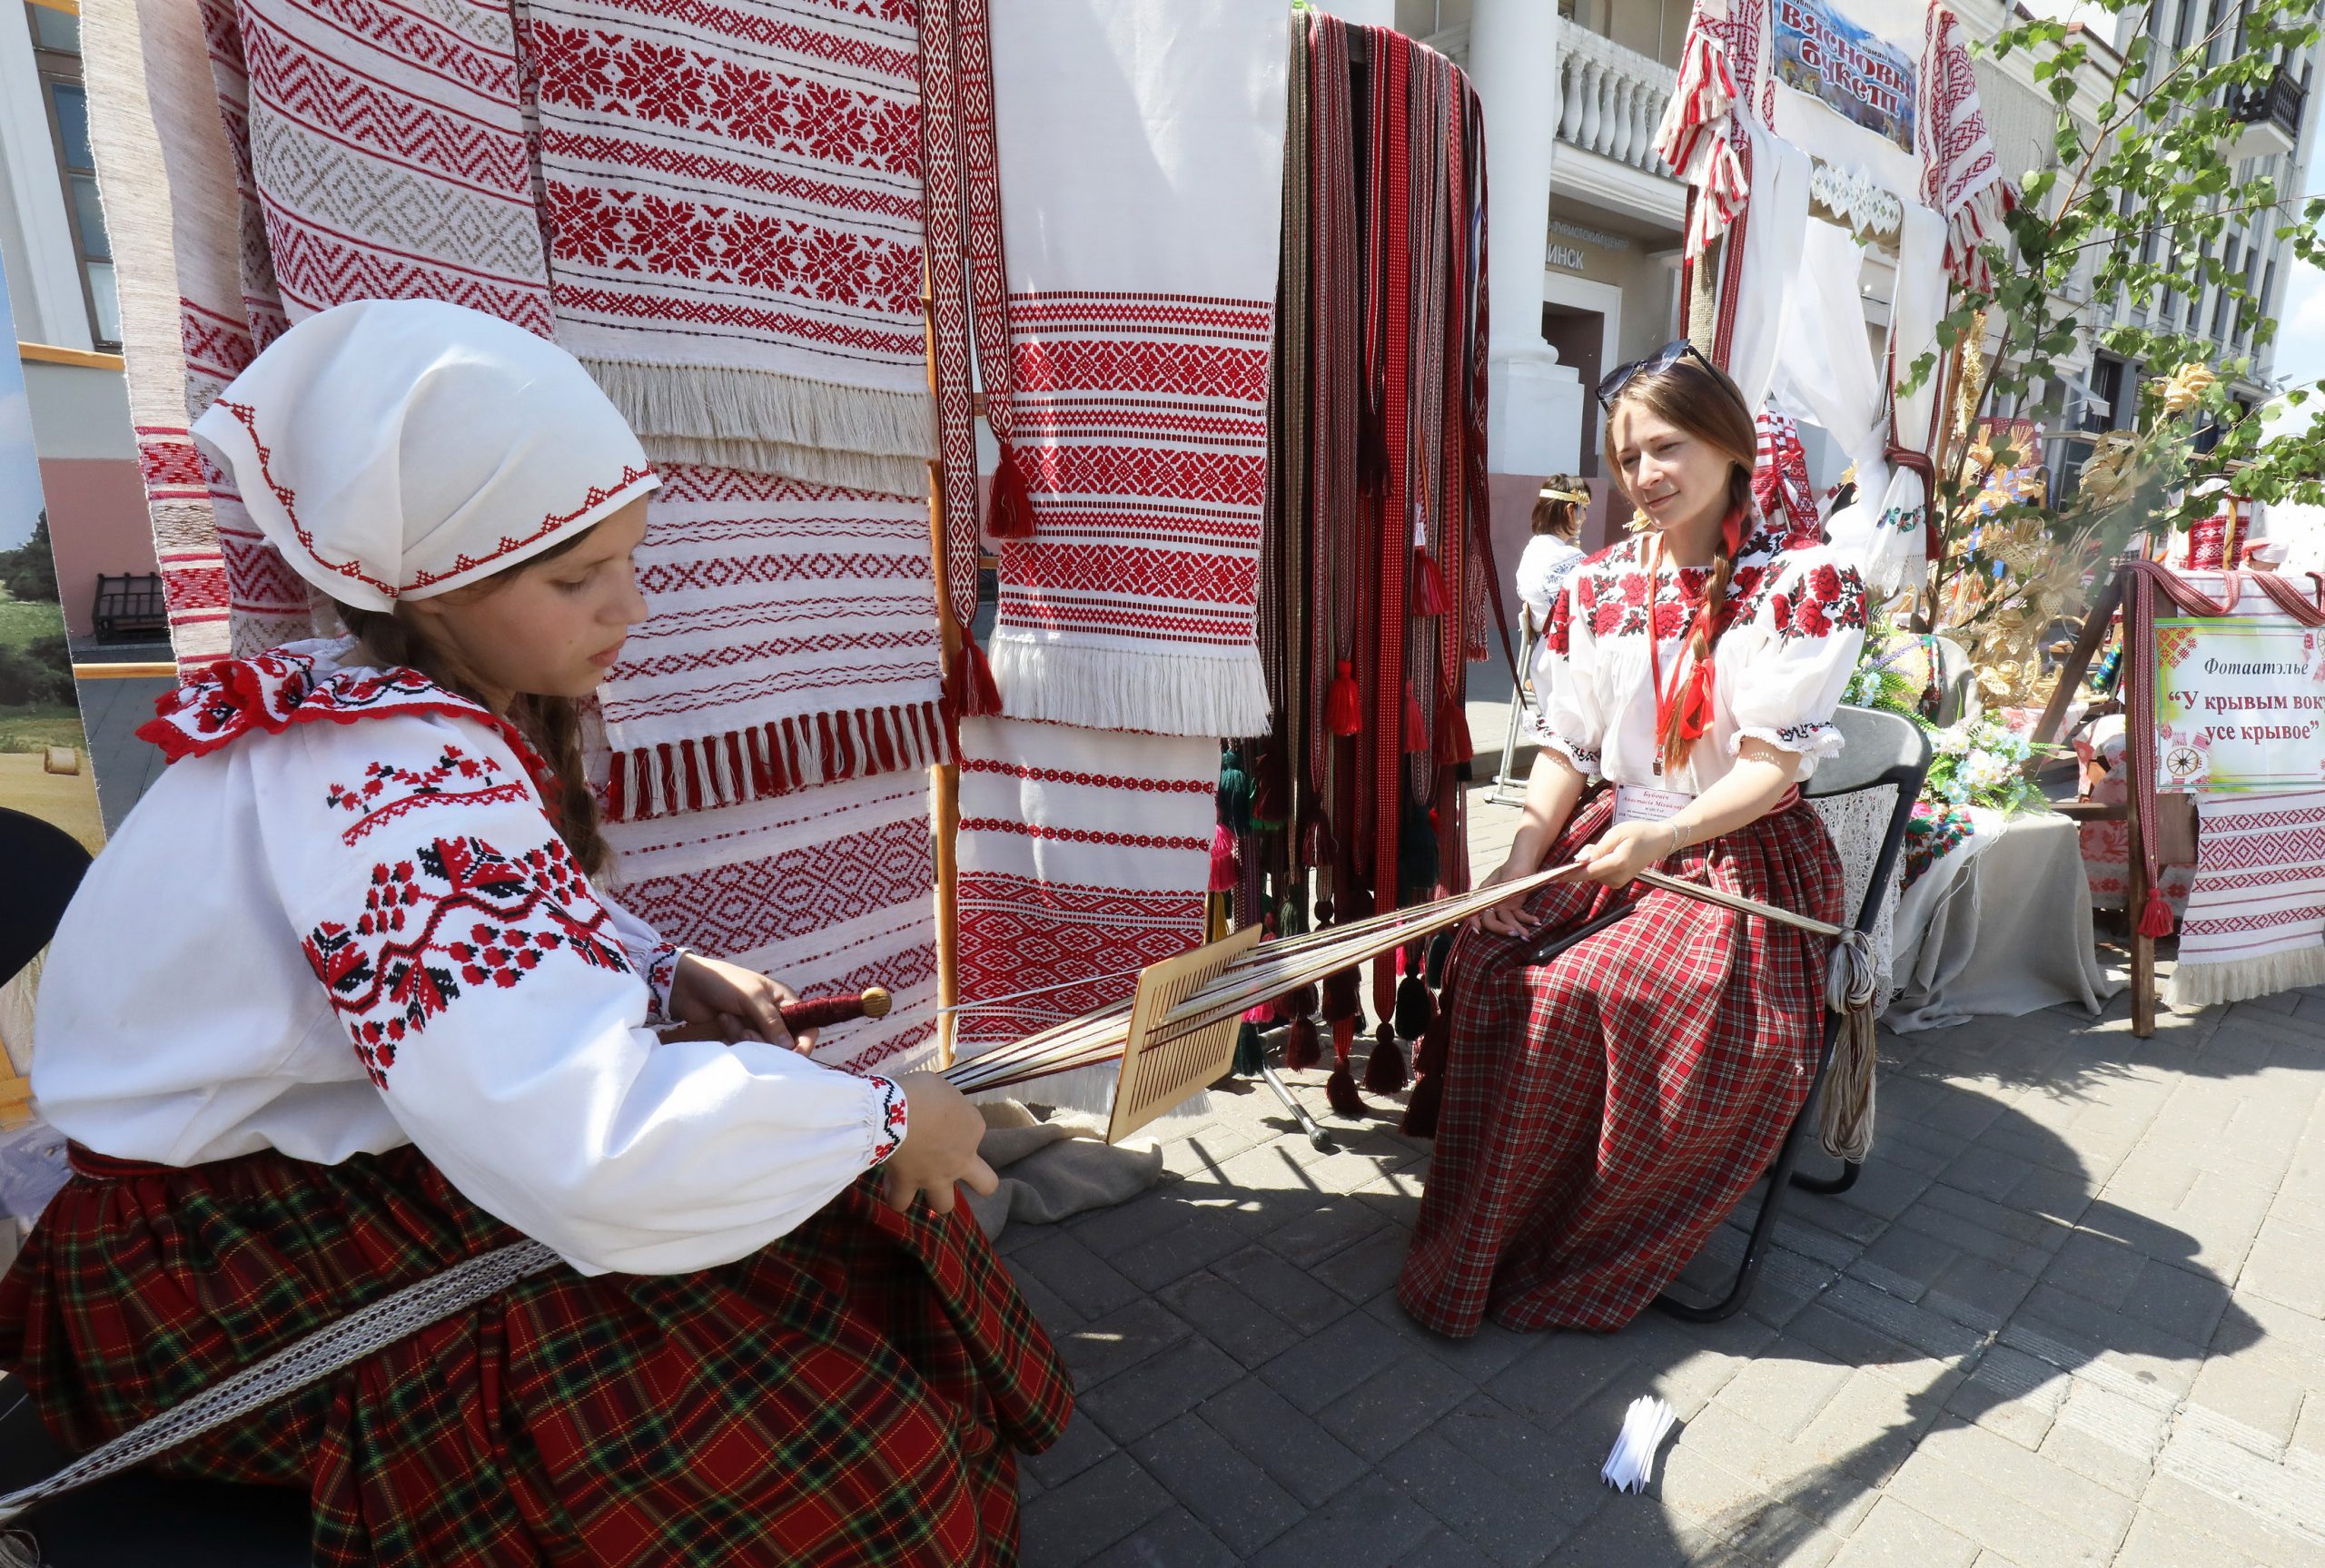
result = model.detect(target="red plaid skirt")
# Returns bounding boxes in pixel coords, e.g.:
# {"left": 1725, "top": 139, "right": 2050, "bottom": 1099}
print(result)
{"left": 0, "top": 1145, "right": 1072, "bottom": 1566}
{"left": 1398, "top": 791, "right": 1843, "bottom": 1335}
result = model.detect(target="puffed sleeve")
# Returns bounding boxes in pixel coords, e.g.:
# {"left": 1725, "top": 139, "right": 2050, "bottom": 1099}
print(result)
{"left": 272, "top": 711, "right": 905, "bottom": 1277}
{"left": 1727, "top": 548, "right": 1870, "bottom": 762}
{"left": 598, "top": 890, "right": 686, "bottom": 1025}
{"left": 1530, "top": 565, "right": 1607, "bottom": 779}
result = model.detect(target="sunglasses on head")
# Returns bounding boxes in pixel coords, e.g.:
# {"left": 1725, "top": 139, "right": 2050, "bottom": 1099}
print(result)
{"left": 1596, "top": 340, "right": 1715, "bottom": 409}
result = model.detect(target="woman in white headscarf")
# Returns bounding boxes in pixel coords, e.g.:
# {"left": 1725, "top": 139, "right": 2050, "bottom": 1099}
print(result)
{"left": 0, "top": 301, "right": 1070, "bottom": 1567}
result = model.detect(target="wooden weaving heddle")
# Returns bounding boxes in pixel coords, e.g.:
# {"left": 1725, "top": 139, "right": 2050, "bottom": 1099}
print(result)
{"left": 1104, "top": 925, "right": 1263, "bottom": 1144}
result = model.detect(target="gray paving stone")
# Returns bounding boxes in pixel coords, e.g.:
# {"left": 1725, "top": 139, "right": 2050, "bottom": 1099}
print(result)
{"left": 1242, "top": 1474, "right": 1445, "bottom": 1568}
{"left": 1316, "top": 1352, "right": 1477, "bottom": 1462}
{"left": 1108, "top": 1216, "right": 1253, "bottom": 1294}
{"left": 1020, "top": 1451, "right": 1172, "bottom": 1568}
{"left": 1387, "top": 1428, "right": 1574, "bottom": 1567}
{"left": 1129, "top": 1411, "right": 1306, "bottom": 1556}
{"left": 1827, "top": 1496, "right": 1978, "bottom": 1568}
{"left": 1311, "top": 1226, "right": 1410, "bottom": 1304}
{"left": 1196, "top": 1373, "right": 1370, "bottom": 1510}
{"left": 1011, "top": 1229, "right": 1148, "bottom": 1321}
{"left": 1211, "top": 1242, "right": 1358, "bottom": 1333}
{"left": 1255, "top": 1298, "right": 1414, "bottom": 1415}
{"left": 1424, "top": 1390, "right": 1622, "bottom": 1527}
{"left": 1157, "top": 1268, "right": 1305, "bottom": 1370}
{"left": 1025, "top": 1410, "right": 1123, "bottom": 1491}
{"left": 1081, "top": 1334, "right": 1247, "bottom": 1445}
{"left": 1083, "top": 1504, "right": 1238, "bottom": 1568}
{"left": 1262, "top": 1194, "right": 1391, "bottom": 1270}
{"left": 2121, "top": 1255, "right": 2234, "bottom": 1345}
{"left": 1057, "top": 1298, "right": 1194, "bottom": 1391}
{"left": 1923, "top": 1252, "right": 2041, "bottom": 1332}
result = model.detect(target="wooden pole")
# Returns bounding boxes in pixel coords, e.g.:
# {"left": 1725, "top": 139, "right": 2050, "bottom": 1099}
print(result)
{"left": 925, "top": 277, "right": 962, "bottom": 1070}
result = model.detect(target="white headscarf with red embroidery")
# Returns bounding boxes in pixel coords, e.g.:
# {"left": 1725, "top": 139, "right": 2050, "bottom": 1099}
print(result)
{"left": 190, "top": 299, "right": 659, "bottom": 615}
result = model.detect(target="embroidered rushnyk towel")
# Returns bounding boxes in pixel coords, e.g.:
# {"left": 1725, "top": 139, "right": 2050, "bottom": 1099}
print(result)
{"left": 2170, "top": 790, "right": 2325, "bottom": 1010}
{"left": 517, "top": 0, "right": 936, "bottom": 498}
{"left": 982, "top": 0, "right": 1289, "bottom": 737}
{"left": 604, "top": 770, "right": 938, "bottom": 1078}
{"left": 83, "top": 0, "right": 559, "bottom": 668}
{"left": 597, "top": 465, "right": 948, "bottom": 821}
{"left": 953, "top": 718, "right": 1213, "bottom": 1113}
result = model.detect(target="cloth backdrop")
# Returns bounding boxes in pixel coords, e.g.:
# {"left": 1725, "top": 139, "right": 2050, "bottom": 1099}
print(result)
{"left": 2172, "top": 790, "right": 2325, "bottom": 1009}
{"left": 595, "top": 466, "right": 947, "bottom": 822}
{"left": 603, "top": 769, "right": 938, "bottom": 1079}
{"left": 980, "top": 0, "right": 1289, "bottom": 738}
{"left": 83, "top": 0, "right": 560, "bottom": 667}
{"left": 513, "top": 0, "right": 936, "bottom": 498}
{"left": 951, "top": 718, "right": 1214, "bottom": 1115}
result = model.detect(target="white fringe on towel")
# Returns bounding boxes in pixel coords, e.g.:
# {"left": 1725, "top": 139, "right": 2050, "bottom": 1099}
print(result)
{"left": 586, "top": 360, "right": 936, "bottom": 498}
{"left": 987, "top": 636, "right": 1273, "bottom": 741}
{"left": 2170, "top": 945, "right": 2325, "bottom": 1011}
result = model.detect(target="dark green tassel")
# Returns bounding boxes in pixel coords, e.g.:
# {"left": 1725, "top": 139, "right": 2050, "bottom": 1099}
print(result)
{"left": 1217, "top": 747, "right": 1254, "bottom": 833}
{"left": 1233, "top": 1020, "right": 1265, "bottom": 1076}
{"left": 1424, "top": 929, "right": 1453, "bottom": 989}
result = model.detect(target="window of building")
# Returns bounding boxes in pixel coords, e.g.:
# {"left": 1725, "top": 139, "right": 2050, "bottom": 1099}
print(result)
{"left": 2173, "top": 0, "right": 2196, "bottom": 50}
{"left": 25, "top": 2, "right": 119, "bottom": 350}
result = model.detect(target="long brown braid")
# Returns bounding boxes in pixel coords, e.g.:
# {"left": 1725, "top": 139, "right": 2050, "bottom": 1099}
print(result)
{"left": 329, "top": 533, "right": 613, "bottom": 877}
{"left": 1598, "top": 354, "right": 1760, "bottom": 775}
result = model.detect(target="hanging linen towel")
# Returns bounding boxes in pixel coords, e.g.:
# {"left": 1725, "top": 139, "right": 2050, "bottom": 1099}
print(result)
{"left": 516, "top": 0, "right": 936, "bottom": 497}
{"left": 981, "top": 0, "right": 1289, "bottom": 737}
{"left": 2171, "top": 790, "right": 2325, "bottom": 1009}
{"left": 596, "top": 465, "right": 948, "bottom": 821}
{"left": 235, "top": 0, "right": 554, "bottom": 330}
{"left": 604, "top": 770, "right": 938, "bottom": 1078}
{"left": 82, "top": 0, "right": 558, "bottom": 667}
{"left": 952, "top": 718, "right": 1214, "bottom": 1114}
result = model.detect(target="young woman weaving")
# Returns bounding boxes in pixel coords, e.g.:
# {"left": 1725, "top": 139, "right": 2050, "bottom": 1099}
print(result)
{"left": 0, "top": 301, "right": 1070, "bottom": 1565}
{"left": 1398, "top": 343, "right": 1868, "bottom": 1335}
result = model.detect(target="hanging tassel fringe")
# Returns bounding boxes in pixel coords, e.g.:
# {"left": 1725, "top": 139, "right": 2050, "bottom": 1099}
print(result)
{"left": 987, "top": 439, "right": 1036, "bottom": 539}
{"left": 1283, "top": 1012, "right": 1322, "bottom": 1070}
{"left": 1325, "top": 1063, "right": 1366, "bottom": 1118}
{"left": 1415, "top": 547, "right": 1451, "bottom": 616}
{"left": 1816, "top": 932, "right": 1880, "bottom": 1161}
{"left": 945, "top": 636, "right": 1004, "bottom": 721}
{"left": 604, "top": 700, "right": 954, "bottom": 823}
{"left": 1401, "top": 976, "right": 1454, "bottom": 1138}
{"left": 1432, "top": 689, "right": 1473, "bottom": 765}
{"left": 2137, "top": 885, "right": 2177, "bottom": 940}
{"left": 1362, "top": 1021, "right": 1410, "bottom": 1092}
{"left": 1233, "top": 1020, "right": 1266, "bottom": 1077}
{"left": 1217, "top": 748, "right": 1255, "bottom": 833}
{"left": 1325, "top": 660, "right": 1363, "bottom": 735}
{"left": 1209, "top": 823, "right": 1241, "bottom": 893}
{"left": 1392, "top": 955, "right": 1434, "bottom": 1040}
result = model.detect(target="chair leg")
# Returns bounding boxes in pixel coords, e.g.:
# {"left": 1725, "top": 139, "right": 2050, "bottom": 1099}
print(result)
{"left": 1792, "top": 1159, "right": 1861, "bottom": 1196}
{"left": 1653, "top": 1089, "right": 1824, "bottom": 1324}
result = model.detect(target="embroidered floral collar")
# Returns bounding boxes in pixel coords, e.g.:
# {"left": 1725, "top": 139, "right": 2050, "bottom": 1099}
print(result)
{"left": 138, "top": 638, "right": 557, "bottom": 804}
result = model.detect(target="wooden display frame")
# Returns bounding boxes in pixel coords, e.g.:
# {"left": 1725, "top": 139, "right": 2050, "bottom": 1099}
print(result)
{"left": 1105, "top": 924, "right": 1264, "bottom": 1145}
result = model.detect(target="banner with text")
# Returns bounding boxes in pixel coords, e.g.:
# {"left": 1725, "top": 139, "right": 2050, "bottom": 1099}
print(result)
{"left": 2154, "top": 614, "right": 2325, "bottom": 794}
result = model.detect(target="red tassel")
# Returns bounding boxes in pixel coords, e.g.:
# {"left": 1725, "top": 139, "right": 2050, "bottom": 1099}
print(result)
{"left": 1209, "top": 823, "right": 1239, "bottom": 892}
{"left": 1283, "top": 1013, "right": 1321, "bottom": 1070}
{"left": 1326, "top": 660, "right": 1362, "bottom": 735}
{"left": 1401, "top": 979, "right": 1455, "bottom": 1138}
{"left": 2138, "top": 884, "right": 2176, "bottom": 939}
{"left": 947, "top": 637, "right": 1004, "bottom": 719}
{"left": 987, "top": 441, "right": 1035, "bottom": 539}
{"left": 1415, "top": 547, "right": 1450, "bottom": 616}
{"left": 1301, "top": 814, "right": 1335, "bottom": 868}
{"left": 1325, "top": 1066, "right": 1366, "bottom": 1118}
{"left": 1321, "top": 966, "right": 1361, "bottom": 1025}
{"left": 1363, "top": 1021, "right": 1410, "bottom": 1092}
{"left": 1433, "top": 692, "right": 1473, "bottom": 765}
{"left": 1401, "top": 1071, "right": 1442, "bottom": 1138}
{"left": 1404, "top": 684, "right": 1428, "bottom": 754}
{"left": 1330, "top": 1014, "right": 1357, "bottom": 1066}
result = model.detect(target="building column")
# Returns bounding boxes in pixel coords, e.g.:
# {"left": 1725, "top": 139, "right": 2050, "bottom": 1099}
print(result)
{"left": 1468, "top": 0, "right": 1583, "bottom": 478}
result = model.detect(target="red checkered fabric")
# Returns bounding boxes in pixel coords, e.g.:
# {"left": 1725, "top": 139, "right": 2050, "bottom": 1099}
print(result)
{"left": 1398, "top": 791, "right": 1843, "bottom": 1335}
{"left": 0, "top": 1147, "right": 1070, "bottom": 1566}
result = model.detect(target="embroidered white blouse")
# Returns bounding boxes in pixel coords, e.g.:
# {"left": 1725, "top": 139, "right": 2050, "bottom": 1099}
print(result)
{"left": 1529, "top": 518, "right": 1870, "bottom": 795}
{"left": 1514, "top": 535, "right": 1586, "bottom": 626}
{"left": 33, "top": 639, "right": 906, "bottom": 1277}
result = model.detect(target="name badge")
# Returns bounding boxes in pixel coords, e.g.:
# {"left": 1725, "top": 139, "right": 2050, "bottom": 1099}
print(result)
{"left": 1613, "top": 784, "right": 1695, "bottom": 826}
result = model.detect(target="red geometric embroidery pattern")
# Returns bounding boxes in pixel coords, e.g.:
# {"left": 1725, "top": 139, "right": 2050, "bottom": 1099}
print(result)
{"left": 323, "top": 744, "right": 529, "bottom": 845}
{"left": 303, "top": 833, "right": 629, "bottom": 1089}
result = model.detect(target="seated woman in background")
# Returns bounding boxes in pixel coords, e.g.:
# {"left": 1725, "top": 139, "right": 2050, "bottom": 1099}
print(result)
{"left": 1399, "top": 343, "right": 1867, "bottom": 1336}
{"left": 1514, "top": 475, "right": 1589, "bottom": 630}
{"left": 0, "top": 299, "right": 1069, "bottom": 1567}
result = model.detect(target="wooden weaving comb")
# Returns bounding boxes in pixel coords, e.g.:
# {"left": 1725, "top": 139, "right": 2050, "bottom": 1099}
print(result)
{"left": 1106, "top": 923, "right": 1265, "bottom": 1144}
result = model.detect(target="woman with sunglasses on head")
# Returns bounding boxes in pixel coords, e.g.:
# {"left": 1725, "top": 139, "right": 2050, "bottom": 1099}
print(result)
{"left": 0, "top": 301, "right": 1069, "bottom": 1565}
{"left": 1398, "top": 342, "right": 1868, "bottom": 1336}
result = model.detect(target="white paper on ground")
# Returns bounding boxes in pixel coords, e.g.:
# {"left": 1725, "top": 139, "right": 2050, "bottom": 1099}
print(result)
{"left": 1600, "top": 1395, "right": 1677, "bottom": 1494}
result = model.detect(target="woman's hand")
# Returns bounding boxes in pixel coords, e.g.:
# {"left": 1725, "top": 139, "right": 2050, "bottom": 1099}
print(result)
{"left": 1471, "top": 843, "right": 1548, "bottom": 937}
{"left": 883, "top": 1072, "right": 1001, "bottom": 1216}
{"left": 1580, "top": 819, "right": 1677, "bottom": 888}
{"left": 665, "top": 954, "right": 816, "bottom": 1055}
